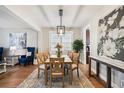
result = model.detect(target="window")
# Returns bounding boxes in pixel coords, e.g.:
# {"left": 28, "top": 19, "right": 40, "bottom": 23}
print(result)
{"left": 49, "top": 31, "right": 73, "bottom": 54}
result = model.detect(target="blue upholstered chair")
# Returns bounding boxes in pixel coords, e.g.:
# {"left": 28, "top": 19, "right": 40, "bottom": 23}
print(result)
{"left": 27, "top": 47, "right": 35, "bottom": 65}
{"left": 18, "top": 55, "right": 27, "bottom": 65}
{"left": 0, "top": 47, "right": 3, "bottom": 62}
{"left": 18, "top": 47, "right": 35, "bottom": 65}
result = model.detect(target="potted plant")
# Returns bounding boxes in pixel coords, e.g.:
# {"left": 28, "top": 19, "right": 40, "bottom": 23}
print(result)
{"left": 72, "top": 39, "right": 84, "bottom": 53}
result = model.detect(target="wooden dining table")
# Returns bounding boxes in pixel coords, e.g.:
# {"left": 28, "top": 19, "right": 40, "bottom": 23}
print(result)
{"left": 44, "top": 55, "right": 73, "bottom": 85}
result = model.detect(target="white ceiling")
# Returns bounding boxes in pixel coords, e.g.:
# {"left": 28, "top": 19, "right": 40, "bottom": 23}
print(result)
{"left": 0, "top": 6, "right": 31, "bottom": 29}
{"left": 0, "top": 5, "right": 120, "bottom": 31}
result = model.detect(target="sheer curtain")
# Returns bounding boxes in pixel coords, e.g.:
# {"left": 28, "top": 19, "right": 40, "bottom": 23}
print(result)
{"left": 49, "top": 31, "right": 73, "bottom": 55}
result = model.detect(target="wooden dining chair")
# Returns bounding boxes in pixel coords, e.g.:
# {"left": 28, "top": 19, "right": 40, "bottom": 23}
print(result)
{"left": 36, "top": 53, "right": 46, "bottom": 78}
{"left": 71, "top": 52, "right": 80, "bottom": 78}
{"left": 42, "top": 51, "right": 50, "bottom": 61}
{"left": 50, "top": 57, "right": 65, "bottom": 87}
{"left": 67, "top": 51, "right": 73, "bottom": 60}
{"left": 64, "top": 51, "right": 74, "bottom": 75}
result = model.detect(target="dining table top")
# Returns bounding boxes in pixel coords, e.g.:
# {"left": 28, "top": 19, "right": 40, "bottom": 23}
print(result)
{"left": 45, "top": 55, "right": 73, "bottom": 64}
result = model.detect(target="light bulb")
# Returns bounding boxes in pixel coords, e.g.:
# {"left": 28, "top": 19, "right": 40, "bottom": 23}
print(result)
{"left": 60, "top": 29, "right": 63, "bottom": 34}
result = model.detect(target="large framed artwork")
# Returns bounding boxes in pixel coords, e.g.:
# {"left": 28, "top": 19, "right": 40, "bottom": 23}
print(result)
{"left": 97, "top": 6, "right": 124, "bottom": 62}
{"left": 9, "top": 33, "right": 27, "bottom": 49}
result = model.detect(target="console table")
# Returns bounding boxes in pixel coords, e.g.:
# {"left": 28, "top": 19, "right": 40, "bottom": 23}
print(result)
{"left": 0, "top": 62, "right": 7, "bottom": 73}
{"left": 5, "top": 55, "right": 19, "bottom": 66}
{"left": 89, "top": 56, "right": 124, "bottom": 88}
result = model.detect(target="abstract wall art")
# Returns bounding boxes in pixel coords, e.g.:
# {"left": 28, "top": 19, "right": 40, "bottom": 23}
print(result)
{"left": 97, "top": 6, "right": 124, "bottom": 62}
{"left": 9, "top": 33, "right": 27, "bottom": 49}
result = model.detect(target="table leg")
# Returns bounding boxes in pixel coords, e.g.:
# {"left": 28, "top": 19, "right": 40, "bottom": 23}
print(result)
{"left": 4, "top": 63, "right": 7, "bottom": 72}
{"left": 45, "top": 64, "right": 48, "bottom": 85}
{"left": 106, "top": 66, "right": 111, "bottom": 88}
{"left": 96, "top": 62, "right": 100, "bottom": 77}
{"left": 12, "top": 57, "right": 14, "bottom": 66}
{"left": 70, "top": 64, "right": 72, "bottom": 85}
{"left": 89, "top": 57, "right": 91, "bottom": 76}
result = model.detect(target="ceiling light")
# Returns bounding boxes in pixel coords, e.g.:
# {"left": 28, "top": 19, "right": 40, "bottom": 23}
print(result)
{"left": 57, "top": 9, "right": 65, "bottom": 35}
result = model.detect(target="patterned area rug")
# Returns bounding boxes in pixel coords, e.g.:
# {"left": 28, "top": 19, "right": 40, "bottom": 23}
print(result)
{"left": 17, "top": 69, "right": 94, "bottom": 88}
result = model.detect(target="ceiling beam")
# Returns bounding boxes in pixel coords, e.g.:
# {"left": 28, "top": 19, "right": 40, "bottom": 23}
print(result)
{"left": 72, "top": 5, "right": 83, "bottom": 26}
{"left": 59, "top": 5, "right": 63, "bottom": 9}
{"left": 4, "top": 5, "right": 41, "bottom": 32}
{"left": 38, "top": 6, "right": 52, "bottom": 26}
{"left": 80, "top": 5, "right": 120, "bottom": 28}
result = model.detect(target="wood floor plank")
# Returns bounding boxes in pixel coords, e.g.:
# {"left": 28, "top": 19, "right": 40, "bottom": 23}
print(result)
{"left": 0, "top": 65, "right": 37, "bottom": 88}
{"left": 79, "top": 64, "right": 104, "bottom": 88}
{"left": 0, "top": 64, "right": 104, "bottom": 88}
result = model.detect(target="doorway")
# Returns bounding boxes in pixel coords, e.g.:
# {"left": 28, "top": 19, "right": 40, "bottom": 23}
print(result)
{"left": 86, "top": 29, "right": 90, "bottom": 64}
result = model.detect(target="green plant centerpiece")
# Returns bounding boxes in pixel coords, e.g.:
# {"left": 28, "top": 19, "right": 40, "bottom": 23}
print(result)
{"left": 72, "top": 39, "right": 84, "bottom": 53}
{"left": 55, "top": 43, "right": 63, "bottom": 57}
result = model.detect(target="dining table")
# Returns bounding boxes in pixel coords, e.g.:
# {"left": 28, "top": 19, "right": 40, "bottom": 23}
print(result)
{"left": 44, "top": 55, "right": 73, "bottom": 85}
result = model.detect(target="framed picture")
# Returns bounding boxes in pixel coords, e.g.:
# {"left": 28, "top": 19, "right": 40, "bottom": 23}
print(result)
{"left": 97, "top": 6, "right": 124, "bottom": 62}
{"left": 9, "top": 33, "right": 27, "bottom": 50}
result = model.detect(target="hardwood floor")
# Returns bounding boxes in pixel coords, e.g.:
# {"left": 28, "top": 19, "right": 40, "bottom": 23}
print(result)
{"left": 0, "top": 65, "right": 37, "bottom": 88}
{"left": 0, "top": 64, "right": 104, "bottom": 88}
{"left": 79, "top": 64, "right": 104, "bottom": 88}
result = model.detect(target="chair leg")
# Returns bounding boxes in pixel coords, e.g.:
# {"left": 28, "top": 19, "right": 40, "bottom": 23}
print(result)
{"left": 32, "top": 61, "right": 33, "bottom": 65}
{"left": 62, "top": 76, "right": 64, "bottom": 88}
{"left": 77, "top": 68, "right": 79, "bottom": 78}
{"left": 44, "top": 70, "right": 45, "bottom": 76}
{"left": 38, "top": 68, "right": 40, "bottom": 78}
{"left": 67, "top": 68, "right": 68, "bottom": 75}
{"left": 71, "top": 71, "right": 73, "bottom": 81}
{"left": 28, "top": 61, "right": 30, "bottom": 65}
{"left": 64, "top": 68, "right": 69, "bottom": 75}
{"left": 24, "top": 63, "right": 26, "bottom": 66}
{"left": 69, "top": 67, "right": 73, "bottom": 84}
{"left": 64, "top": 68, "right": 66, "bottom": 75}
{"left": 50, "top": 76, "right": 52, "bottom": 87}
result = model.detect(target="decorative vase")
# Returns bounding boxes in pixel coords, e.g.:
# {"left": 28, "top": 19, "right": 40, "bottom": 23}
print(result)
{"left": 57, "top": 48, "right": 61, "bottom": 57}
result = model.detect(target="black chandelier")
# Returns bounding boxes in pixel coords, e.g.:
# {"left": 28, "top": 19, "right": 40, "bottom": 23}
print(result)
{"left": 57, "top": 9, "right": 65, "bottom": 35}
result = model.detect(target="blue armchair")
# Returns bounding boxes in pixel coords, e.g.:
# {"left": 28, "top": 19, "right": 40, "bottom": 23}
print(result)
{"left": 0, "top": 47, "right": 3, "bottom": 62}
{"left": 27, "top": 47, "right": 35, "bottom": 65}
{"left": 18, "top": 47, "right": 35, "bottom": 65}
{"left": 18, "top": 55, "right": 27, "bottom": 65}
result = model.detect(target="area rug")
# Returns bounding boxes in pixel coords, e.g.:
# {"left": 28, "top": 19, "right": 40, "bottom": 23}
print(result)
{"left": 17, "top": 68, "right": 94, "bottom": 88}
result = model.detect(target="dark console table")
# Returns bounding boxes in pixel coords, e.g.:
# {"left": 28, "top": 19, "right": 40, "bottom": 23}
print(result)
{"left": 89, "top": 56, "right": 124, "bottom": 88}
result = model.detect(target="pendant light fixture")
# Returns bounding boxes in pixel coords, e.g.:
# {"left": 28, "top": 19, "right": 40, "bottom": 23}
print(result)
{"left": 57, "top": 9, "right": 65, "bottom": 35}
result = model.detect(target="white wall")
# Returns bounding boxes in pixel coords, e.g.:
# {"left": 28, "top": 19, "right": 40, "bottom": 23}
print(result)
{"left": 86, "top": 6, "right": 124, "bottom": 88}
{"left": 40, "top": 27, "right": 82, "bottom": 51}
{"left": 37, "top": 29, "right": 44, "bottom": 52}
{"left": 0, "top": 28, "right": 38, "bottom": 48}
{"left": 81, "top": 25, "right": 91, "bottom": 64}
{"left": 38, "top": 27, "right": 84, "bottom": 63}
{"left": 0, "top": 27, "right": 81, "bottom": 56}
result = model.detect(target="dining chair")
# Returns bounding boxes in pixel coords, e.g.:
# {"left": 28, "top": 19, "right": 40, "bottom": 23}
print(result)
{"left": 50, "top": 57, "right": 65, "bottom": 87}
{"left": 36, "top": 53, "right": 45, "bottom": 78}
{"left": 64, "top": 51, "right": 74, "bottom": 75}
{"left": 71, "top": 52, "right": 80, "bottom": 78}
{"left": 67, "top": 51, "right": 73, "bottom": 60}
{"left": 42, "top": 51, "right": 50, "bottom": 61}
